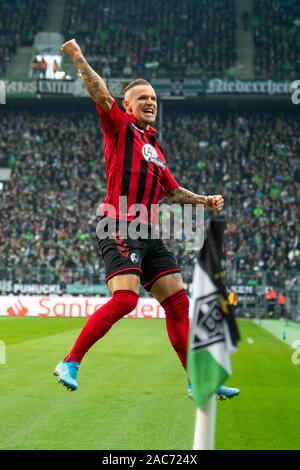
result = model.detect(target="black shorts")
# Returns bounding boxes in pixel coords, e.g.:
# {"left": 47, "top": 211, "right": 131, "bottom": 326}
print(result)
{"left": 96, "top": 219, "right": 180, "bottom": 291}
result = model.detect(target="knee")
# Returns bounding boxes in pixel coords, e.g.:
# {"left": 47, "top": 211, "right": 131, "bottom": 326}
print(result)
{"left": 112, "top": 289, "right": 139, "bottom": 316}
{"left": 161, "top": 289, "right": 189, "bottom": 320}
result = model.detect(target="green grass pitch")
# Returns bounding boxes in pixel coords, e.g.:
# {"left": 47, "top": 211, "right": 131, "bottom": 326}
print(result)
{"left": 0, "top": 317, "right": 299, "bottom": 450}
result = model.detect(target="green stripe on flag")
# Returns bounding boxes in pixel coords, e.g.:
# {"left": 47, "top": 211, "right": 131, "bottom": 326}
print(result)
{"left": 188, "top": 348, "right": 229, "bottom": 408}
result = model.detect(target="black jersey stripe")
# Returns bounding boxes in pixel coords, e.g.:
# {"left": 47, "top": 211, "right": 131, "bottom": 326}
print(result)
{"left": 135, "top": 159, "right": 148, "bottom": 204}
{"left": 155, "top": 138, "right": 166, "bottom": 197}
{"left": 135, "top": 128, "right": 148, "bottom": 204}
{"left": 150, "top": 135, "right": 156, "bottom": 147}
{"left": 121, "top": 123, "right": 135, "bottom": 195}
{"left": 146, "top": 164, "right": 159, "bottom": 219}
{"left": 136, "top": 133, "right": 157, "bottom": 206}
{"left": 146, "top": 136, "right": 160, "bottom": 212}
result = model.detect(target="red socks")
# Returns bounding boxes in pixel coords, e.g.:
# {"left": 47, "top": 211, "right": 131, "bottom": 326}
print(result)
{"left": 161, "top": 289, "right": 190, "bottom": 369}
{"left": 64, "top": 290, "right": 138, "bottom": 363}
{"left": 64, "top": 288, "right": 189, "bottom": 369}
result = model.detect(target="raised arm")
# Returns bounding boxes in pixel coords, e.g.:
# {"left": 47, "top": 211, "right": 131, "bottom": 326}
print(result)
{"left": 166, "top": 187, "right": 224, "bottom": 211}
{"left": 61, "top": 39, "right": 114, "bottom": 112}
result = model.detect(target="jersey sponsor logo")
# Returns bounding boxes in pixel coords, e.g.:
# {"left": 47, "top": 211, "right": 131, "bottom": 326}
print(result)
{"left": 142, "top": 143, "right": 158, "bottom": 160}
{"left": 130, "top": 253, "right": 139, "bottom": 264}
{"left": 142, "top": 144, "right": 166, "bottom": 169}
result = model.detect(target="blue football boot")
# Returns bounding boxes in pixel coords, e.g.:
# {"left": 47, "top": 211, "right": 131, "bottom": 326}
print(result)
{"left": 188, "top": 383, "right": 240, "bottom": 401}
{"left": 54, "top": 360, "right": 79, "bottom": 391}
{"left": 216, "top": 385, "right": 240, "bottom": 400}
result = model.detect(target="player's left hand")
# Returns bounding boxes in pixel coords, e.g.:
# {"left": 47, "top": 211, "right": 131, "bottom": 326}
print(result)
{"left": 205, "top": 195, "right": 224, "bottom": 211}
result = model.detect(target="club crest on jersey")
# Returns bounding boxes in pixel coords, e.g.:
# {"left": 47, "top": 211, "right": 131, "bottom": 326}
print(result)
{"left": 130, "top": 253, "right": 139, "bottom": 263}
{"left": 142, "top": 144, "right": 166, "bottom": 169}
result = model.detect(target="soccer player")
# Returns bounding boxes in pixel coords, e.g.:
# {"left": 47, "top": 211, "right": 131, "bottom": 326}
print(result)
{"left": 54, "top": 39, "right": 240, "bottom": 400}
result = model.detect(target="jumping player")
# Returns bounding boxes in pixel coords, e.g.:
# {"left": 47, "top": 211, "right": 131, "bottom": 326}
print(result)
{"left": 54, "top": 39, "right": 240, "bottom": 400}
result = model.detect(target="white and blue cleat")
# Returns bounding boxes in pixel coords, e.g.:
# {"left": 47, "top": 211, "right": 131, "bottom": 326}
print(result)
{"left": 216, "top": 385, "right": 240, "bottom": 400}
{"left": 54, "top": 360, "right": 79, "bottom": 391}
{"left": 188, "top": 383, "right": 240, "bottom": 401}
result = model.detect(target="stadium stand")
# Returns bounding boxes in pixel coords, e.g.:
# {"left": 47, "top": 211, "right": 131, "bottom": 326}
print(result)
{"left": 4, "top": 0, "right": 300, "bottom": 82}
{"left": 62, "top": 0, "right": 236, "bottom": 79}
{"left": 0, "top": 107, "right": 299, "bottom": 289}
{"left": 253, "top": 0, "right": 300, "bottom": 79}
{"left": 0, "top": 0, "right": 48, "bottom": 76}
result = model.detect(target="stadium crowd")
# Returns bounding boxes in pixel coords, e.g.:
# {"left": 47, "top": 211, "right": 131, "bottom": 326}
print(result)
{"left": 253, "top": 0, "right": 300, "bottom": 79}
{"left": 0, "top": 107, "right": 299, "bottom": 289}
{"left": 62, "top": 0, "right": 236, "bottom": 79}
{"left": 3, "top": 0, "right": 300, "bottom": 82}
{"left": 0, "top": 0, "right": 48, "bottom": 76}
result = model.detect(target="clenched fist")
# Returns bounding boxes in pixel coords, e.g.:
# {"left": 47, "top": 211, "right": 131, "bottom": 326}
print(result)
{"left": 61, "top": 39, "right": 82, "bottom": 60}
{"left": 205, "top": 195, "right": 224, "bottom": 211}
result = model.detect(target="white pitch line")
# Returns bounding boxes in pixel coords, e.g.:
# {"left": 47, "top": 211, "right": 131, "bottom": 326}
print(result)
{"left": 246, "top": 337, "right": 254, "bottom": 344}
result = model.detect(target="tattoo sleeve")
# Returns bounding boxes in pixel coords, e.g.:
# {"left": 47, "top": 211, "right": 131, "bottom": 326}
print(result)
{"left": 166, "top": 187, "right": 207, "bottom": 206}
{"left": 73, "top": 54, "right": 114, "bottom": 111}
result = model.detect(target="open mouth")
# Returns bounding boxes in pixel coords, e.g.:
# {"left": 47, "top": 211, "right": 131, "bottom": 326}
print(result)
{"left": 143, "top": 109, "right": 154, "bottom": 116}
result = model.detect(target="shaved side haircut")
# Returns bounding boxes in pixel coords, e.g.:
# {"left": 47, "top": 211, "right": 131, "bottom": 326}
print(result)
{"left": 123, "top": 78, "right": 152, "bottom": 96}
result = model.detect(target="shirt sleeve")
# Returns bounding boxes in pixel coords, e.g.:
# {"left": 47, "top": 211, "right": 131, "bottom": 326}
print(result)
{"left": 96, "top": 99, "right": 125, "bottom": 135}
{"left": 162, "top": 167, "right": 180, "bottom": 195}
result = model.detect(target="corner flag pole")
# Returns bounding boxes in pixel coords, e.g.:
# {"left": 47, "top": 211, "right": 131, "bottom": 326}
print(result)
{"left": 193, "top": 396, "right": 216, "bottom": 450}
{"left": 188, "top": 218, "right": 240, "bottom": 451}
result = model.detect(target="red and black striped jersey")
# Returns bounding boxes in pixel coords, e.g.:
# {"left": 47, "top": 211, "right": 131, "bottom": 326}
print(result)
{"left": 96, "top": 100, "right": 179, "bottom": 222}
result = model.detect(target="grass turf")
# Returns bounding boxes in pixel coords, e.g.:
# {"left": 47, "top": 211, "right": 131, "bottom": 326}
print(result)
{"left": 0, "top": 317, "right": 299, "bottom": 450}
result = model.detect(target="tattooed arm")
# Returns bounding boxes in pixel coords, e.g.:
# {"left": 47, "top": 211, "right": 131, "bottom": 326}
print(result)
{"left": 166, "top": 187, "right": 224, "bottom": 211}
{"left": 61, "top": 39, "right": 114, "bottom": 111}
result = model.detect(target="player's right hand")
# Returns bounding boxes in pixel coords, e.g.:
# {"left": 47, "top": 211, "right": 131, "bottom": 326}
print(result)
{"left": 205, "top": 195, "right": 224, "bottom": 212}
{"left": 61, "top": 39, "right": 82, "bottom": 59}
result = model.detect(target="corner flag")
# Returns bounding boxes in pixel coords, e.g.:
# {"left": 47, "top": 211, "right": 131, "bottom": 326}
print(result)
{"left": 188, "top": 217, "right": 240, "bottom": 409}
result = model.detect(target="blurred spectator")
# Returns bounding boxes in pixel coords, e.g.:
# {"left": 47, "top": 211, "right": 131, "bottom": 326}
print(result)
{"left": 227, "top": 65, "right": 236, "bottom": 79}
{"left": 39, "top": 57, "right": 48, "bottom": 79}
{"left": 31, "top": 56, "right": 39, "bottom": 78}
{"left": 229, "top": 290, "right": 238, "bottom": 315}
{"left": 53, "top": 59, "right": 59, "bottom": 76}
{"left": 278, "top": 292, "right": 286, "bottom": 318}
{"left": 265, "top": 288, "right": 277, "bottom": 317}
